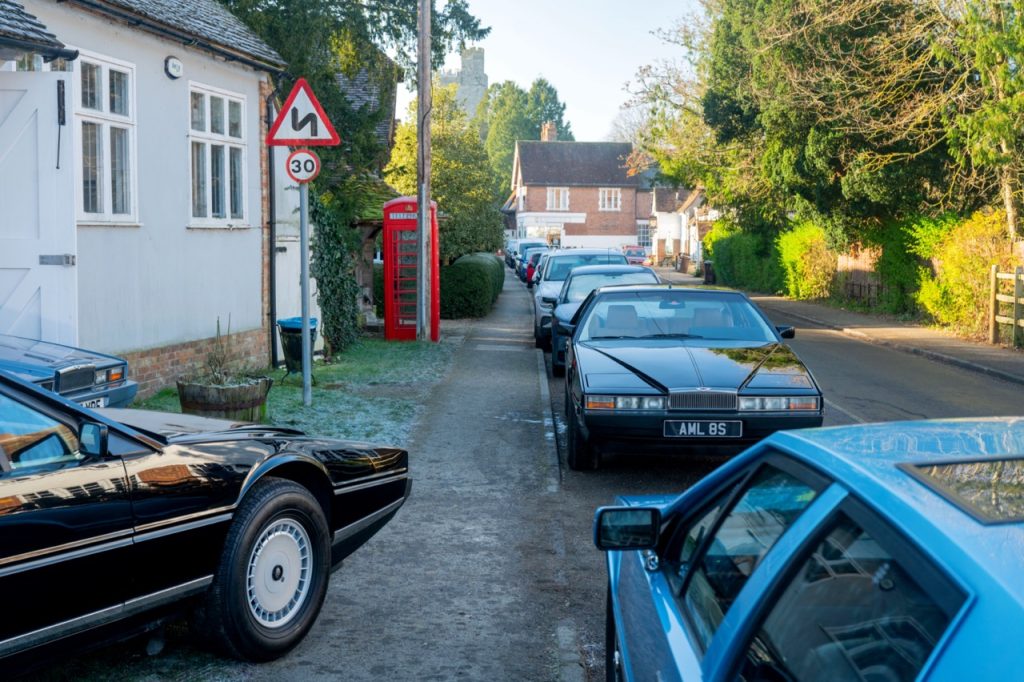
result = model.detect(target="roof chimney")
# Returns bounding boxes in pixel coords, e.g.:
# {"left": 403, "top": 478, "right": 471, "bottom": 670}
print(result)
{"left": 541, "top": 121, "right": 558, "bottom": 142}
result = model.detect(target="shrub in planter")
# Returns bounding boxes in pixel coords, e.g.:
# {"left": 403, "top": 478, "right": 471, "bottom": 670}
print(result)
{"left": 440, "top": 258, "right": 493, "bottom": 318}
{"left": 177, "top": 319, "right": 271, "bottom": 421}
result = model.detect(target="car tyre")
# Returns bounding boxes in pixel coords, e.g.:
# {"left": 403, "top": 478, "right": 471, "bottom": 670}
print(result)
{"left": 550, "top": 333, "right": 565, "bottom": 376}
{"left": 606, "top": 584, "right": 623, "bottom": 682}
{"left": 195, "top": 477, "right": 331, "bottom": 661}
{"left": 567, "top": 398, "right": 599, "bottom": 470}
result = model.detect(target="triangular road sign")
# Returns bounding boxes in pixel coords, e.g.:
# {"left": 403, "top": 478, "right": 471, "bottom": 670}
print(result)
{"left": 266, "top": 77, "right": 341, "bottom": 146}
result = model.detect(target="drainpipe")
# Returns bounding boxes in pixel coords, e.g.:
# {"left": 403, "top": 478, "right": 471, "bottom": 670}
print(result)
{"left": 266, "top": 92, "right": 279, "bottom": 368}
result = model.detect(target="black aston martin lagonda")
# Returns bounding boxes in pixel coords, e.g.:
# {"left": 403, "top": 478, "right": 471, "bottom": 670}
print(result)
{"left": 0, "top": 370, "right": 410, "bottom": 671}
{"left": 560, "top": 284, "right": 823, "bottom": 470}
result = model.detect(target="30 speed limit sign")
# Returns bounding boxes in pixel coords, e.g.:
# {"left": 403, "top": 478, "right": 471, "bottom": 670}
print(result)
{"left": 286, "top": 149, "right": 321, "bottom": 184}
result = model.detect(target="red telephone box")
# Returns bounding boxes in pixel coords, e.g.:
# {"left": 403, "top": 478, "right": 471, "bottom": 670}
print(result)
{"left": 382, "top": 197, "right": 440, "bottom": 341}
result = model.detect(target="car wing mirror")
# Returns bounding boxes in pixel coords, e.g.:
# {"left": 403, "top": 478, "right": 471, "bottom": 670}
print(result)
{"left": 776, "top": 325, "right": 796, "bottom": 339}
{"left": 80, "top": 422, "right": 109, "bottom": 457}
{"left": 594, "top": 507, "right": 661, "bottom": 550}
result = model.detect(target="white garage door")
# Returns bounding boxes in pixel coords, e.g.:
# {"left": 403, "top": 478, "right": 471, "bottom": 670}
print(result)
{"left": 0, "top": 71, "right": 77, "bottom": 344}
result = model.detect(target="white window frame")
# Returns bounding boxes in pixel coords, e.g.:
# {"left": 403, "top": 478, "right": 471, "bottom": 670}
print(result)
{"left": 599, "top": 188, "right": 622, "bottom": 212}
{"left": 73, "top": 50, "right": 138, "bottom": 225}
{"left": 637, "top": 220, "right": 651, "bottom": 248}
{"left": 517, "top": 186, "right": 526, "bottom": 211}
{"left": 546, "top": 187, "right": 569, "bottom": 211}
{"left": 188, "top": 81, "right": 248, "bottom": 228}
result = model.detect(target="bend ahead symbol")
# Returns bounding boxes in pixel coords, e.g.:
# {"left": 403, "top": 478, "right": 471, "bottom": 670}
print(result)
{"left": 291, "top": 109, "right": 318, "bottom": 137}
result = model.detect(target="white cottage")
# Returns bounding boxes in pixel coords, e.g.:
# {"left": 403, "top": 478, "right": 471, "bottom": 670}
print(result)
{"left": 0, "top": 0, "right": 286, "bottom": 396}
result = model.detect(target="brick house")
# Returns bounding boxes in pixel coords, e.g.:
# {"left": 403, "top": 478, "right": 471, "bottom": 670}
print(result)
{"left": 505, "top": 127, "right": 654, "bottom": 250}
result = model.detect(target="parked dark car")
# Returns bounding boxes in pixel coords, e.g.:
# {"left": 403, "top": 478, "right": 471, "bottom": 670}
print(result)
{"left": 518, "top": 245, "right": 548, "bottom": 282}
{"left": 0, "top": 333, "right": 137, "bottom": 408}
{"left": 0, "top": 370, "right": 410, "bottom": 672}
{"left": 560, "top": 285, "right": 822, "bottom": 469}
{"left": 597, "top": 418, "right": 1024, "bottom": 681}
{"left": 549, "top": 265, "right": 660, "bottom": 377}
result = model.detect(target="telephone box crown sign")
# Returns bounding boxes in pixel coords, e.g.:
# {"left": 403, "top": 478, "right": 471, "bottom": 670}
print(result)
{"left": 267, "top": 78, "right": 341, "bottom": 146}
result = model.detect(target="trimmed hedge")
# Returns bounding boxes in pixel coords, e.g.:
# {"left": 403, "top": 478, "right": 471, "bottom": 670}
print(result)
{"left": 703, "top": 220, "right": 784, "bottom": 293}
{"left": 457, "top": 252, "right": 504, "bottom": 302}
{"left": 440, "top": 255, "right": 494, "bottom": 318}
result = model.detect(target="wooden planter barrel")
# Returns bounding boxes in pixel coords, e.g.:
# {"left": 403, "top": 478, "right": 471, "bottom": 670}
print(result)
{"left": 176, "top": 377, "right": 272, "bottom": 421}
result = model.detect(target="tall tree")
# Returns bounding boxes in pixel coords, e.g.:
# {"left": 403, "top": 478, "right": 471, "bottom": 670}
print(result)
{"left": 387, "top": 84, "right": 504, "bottom": 263}
{"left": 526, "top": 78, "right": 575, "bottom": 140}
{"left": 481, "top": 81, "right": 532, "bottom": 200}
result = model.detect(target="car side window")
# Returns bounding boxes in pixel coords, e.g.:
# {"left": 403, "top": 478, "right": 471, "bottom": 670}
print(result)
{"left": 682, "top": 464, "right": 820, "bottom": 651}
{"left": 739, "top": 511, "right": 964, "bottom": 682}
{"left": 0, "top": 394, "right": 82, "bottom": 471}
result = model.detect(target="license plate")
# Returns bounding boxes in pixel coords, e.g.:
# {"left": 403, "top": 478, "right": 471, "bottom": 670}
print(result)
{"left": 664, "top": 420, "right": 742, "bottom": 438}
{"left": 78, "top": 397, "right": 108, "bottom": 409}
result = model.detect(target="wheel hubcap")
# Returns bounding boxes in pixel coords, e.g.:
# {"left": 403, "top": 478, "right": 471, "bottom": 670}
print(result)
{"left": 246, "top": 518, "right": 312, "bottom": 628}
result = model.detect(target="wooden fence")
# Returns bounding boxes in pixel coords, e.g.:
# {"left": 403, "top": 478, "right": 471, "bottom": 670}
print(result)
{"left": 989, "top": 265, "right": 1024, "bottom": 347}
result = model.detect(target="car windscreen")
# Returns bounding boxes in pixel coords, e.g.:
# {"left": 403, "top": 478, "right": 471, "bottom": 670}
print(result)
{"left": 564, "top": 272, "right": 658, "bottom": 302}
{"left": 546, "top": 254, "right": 628, "bottom": 281}
{"left": 624, "top": 248, "right": 645, "bottom": 257}
{"left": 579, "top": 290, "right": 776, "bottom": 342}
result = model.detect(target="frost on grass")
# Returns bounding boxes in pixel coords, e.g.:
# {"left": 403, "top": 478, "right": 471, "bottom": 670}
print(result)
{"left": 134, "top": 337, "right": 458, "bottom": 449}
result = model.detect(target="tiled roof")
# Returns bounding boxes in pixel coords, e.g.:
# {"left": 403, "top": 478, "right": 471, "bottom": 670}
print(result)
{"left": 0, "top": 0, "right": 68, "bottom": 55}
{"left": 654, "top": 187, "right": 692, "bottom": 213}
{"left": 517, "top": 141, "right": 638, "bottom": 187}
{"left": 77, "top": 0, "right": 284, "bottom": 68}
{"left": 336, "top": 68, "right": 397, "bottom": 152}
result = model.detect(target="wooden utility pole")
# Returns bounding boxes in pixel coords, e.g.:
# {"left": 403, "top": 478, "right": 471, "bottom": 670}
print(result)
{"left": 416, "top": 0, "right": 432, "bottom": 341}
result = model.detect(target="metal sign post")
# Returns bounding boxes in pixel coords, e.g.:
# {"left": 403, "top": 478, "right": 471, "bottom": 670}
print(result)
{"left": 267, "top": 79, "right": 339, "bottom": 406}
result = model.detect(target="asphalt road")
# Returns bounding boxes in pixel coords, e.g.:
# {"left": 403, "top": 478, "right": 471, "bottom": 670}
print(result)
{"left": 543, "top": 278, "right": 1024, "bottom": 680}
{"left": 22, "top": 272, "right": 1024, "bottom": 681}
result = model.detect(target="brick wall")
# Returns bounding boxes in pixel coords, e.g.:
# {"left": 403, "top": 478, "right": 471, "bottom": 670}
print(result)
{"left": 124, "top": 328, "right": 270, "bottom": 399}
{"left": 525, "top": 185, "right": 640, "bottom": 236}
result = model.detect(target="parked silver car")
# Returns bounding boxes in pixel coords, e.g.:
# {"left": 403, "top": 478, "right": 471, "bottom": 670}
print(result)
{"left": 531, "top": 249, "right": 627, "bottom": 348}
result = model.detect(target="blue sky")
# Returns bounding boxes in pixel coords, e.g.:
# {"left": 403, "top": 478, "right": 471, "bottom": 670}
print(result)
{"left": 397, "top": 0, "right": 702, "bottom": 141}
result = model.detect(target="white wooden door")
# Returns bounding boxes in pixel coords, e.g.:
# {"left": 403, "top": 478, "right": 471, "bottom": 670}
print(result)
{"left": 0, "top": 71, "right": 77, "bottom": 344}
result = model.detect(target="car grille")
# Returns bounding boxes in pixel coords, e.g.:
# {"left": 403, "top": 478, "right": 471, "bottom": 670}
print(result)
{"left": 56, "top": 365, "right": 96, "bottom": 394}
{"left": 669, "top": 391, "right": 737, "bottom": 411}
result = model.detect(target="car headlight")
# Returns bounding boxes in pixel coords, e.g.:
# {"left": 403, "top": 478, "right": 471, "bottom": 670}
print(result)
{"left": 586, "top": 395, "right": 666, "bottom": 410}
{"left": 738, "top": 396, "right": 820, "bottom": 411}
{"left": 95, "top": 367, "right": 126, "bottom": 385}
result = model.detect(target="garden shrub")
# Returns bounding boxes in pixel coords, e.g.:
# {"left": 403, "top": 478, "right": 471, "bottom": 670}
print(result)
{"left": 777, "top": 221, "right": 836, "bottom": 299}
{"left": 703, "top": 219, "right": 784, "bottom": 293}
{"left": 310, "top": 191, "right": 361, "bottom": 356}
{"left": 440, "top": 257, "right": 493, "bottom": 318}
{"left": 915, "top": 209, "right": 1015, "bottom": 338}
{"left": 457, "top": 252, "right": 504, "bottom": 302}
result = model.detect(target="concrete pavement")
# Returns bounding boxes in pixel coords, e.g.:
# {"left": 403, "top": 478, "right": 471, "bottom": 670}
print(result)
{"left": 655, "top": 267, "right": 1024, "bottom": 387}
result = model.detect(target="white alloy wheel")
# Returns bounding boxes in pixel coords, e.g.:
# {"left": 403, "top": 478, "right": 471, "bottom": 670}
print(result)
{"left": 246, "top": 517, "right": 312, "bottom": 628}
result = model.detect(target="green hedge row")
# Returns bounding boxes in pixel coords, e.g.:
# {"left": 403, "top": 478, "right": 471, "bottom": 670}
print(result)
{"left": 441, "top": 253, "right": 503, "bottom": 318}
{"left": 373, "top": 253, "right": 503, "bottom": 322}
{"left": 704, "top": 209, "right": 1019, "bottom": 339}
{"left": 703, "top": 220, "right": 784, "bottom": 293}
